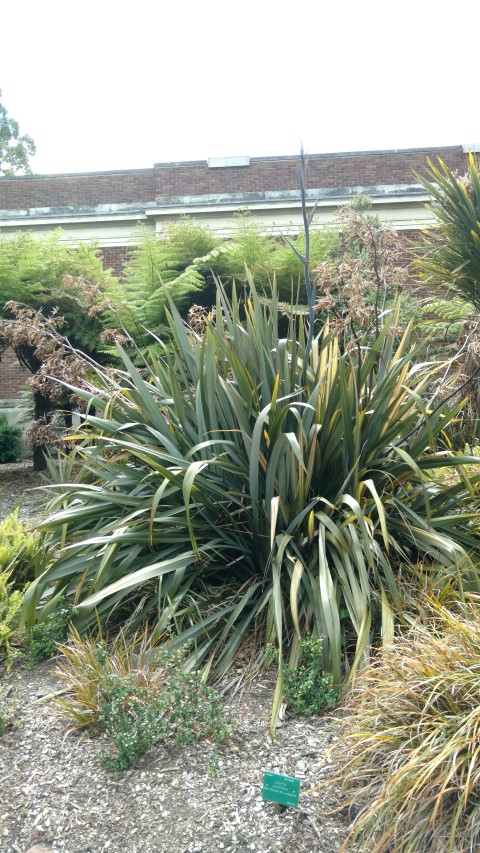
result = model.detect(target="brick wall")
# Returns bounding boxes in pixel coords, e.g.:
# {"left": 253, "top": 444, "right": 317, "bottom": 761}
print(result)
{"left": 154, "top": 148, "right": 466, "bottom": 199}
{"left": 0, "top": 147, "right": 467, "bottom": 212}
{"left": 0, "top": 168, "right": 155, "bottom": 210}
{"left": 0, "top": 347, "right": 30, "bottom": 400}
{"left": 99, "top": 246, "right": 134, "bottom": 277}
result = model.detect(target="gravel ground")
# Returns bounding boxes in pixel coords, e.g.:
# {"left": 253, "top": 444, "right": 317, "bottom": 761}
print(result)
{"left": 0, "top": 463, "right": 355, "bottom": 853}
{"left": 0, "top": 460, "right": 48, "bottom": 522}
{"left": 0, "top": 663, "right": 354, "bottom": 853}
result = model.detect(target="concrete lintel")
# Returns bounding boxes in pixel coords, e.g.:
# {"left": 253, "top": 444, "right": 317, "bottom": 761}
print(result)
{"left": 148, "top": 184, "right": 428, "bottom": 214}
{"left": 0, "top": 201, "right": 152, "bottom": 217}
{"left": 0, "top": 209, "right": 150, "bottom": 228}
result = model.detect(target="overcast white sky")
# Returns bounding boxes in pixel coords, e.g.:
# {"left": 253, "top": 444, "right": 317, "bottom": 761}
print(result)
{"left": 1, "top": 0, "right": 478, "bottom": 175}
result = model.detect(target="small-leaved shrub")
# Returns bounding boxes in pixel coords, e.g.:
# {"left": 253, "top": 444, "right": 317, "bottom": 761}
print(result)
{"left": 98, "top": 674, "right": 165, "bottom": 770}
{"left": 54, "top": 629, "right": 231, "bottom": 770}
{"left": 26, "top": 602, "right": 73, "bottom": 666}
{"left": 0, "top": 414, "right": 22, "bottom": 464}
{"left": 98, "top": 664, "right": 229, "bottom": 771}
{"left": 283, "top": 637, "right": 338, "bottom": 716}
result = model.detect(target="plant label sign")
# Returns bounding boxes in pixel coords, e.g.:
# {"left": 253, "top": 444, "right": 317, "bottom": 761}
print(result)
{"left": 262, "top": 771, "right": 300, "bottom": 808}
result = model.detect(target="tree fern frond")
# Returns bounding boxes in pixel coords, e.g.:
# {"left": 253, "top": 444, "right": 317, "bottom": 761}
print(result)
{"left": 424, "top": 296, "right": 474, "bottom": 324}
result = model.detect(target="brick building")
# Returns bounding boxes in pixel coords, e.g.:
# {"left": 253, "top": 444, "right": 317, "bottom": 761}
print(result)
{"left": 0, "top": 145, "right": 471, "bottom": 401}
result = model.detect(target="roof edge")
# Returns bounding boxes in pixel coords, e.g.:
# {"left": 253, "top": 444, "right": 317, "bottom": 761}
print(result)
{"left": 154, "top": 145, "right": 464, "bottom": 168}
{"left": 0, "top": 145, "right": 464, "bottom": 180}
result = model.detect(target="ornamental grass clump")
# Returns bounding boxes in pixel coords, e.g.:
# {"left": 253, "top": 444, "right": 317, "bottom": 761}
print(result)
{"left": 21, "top": 275, "right": 480, "bottom": 733}
{"left": 329, "top": 600, "right": 480, "bottom": 853}
{"left": 53, "top": 625, "right": 169, "bottom": 730}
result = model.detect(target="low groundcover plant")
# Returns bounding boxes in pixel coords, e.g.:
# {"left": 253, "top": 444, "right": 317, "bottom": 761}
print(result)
{"left": 283, "top": 637, "right": 338, "bottom": 716}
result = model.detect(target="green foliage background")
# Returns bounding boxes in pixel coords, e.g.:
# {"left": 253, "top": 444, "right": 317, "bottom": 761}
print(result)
{"left": 113, "top": 214, "right": 339, "bottom": 342}
{"left": 0, "top": 89, "right": 36, "bottom": 176}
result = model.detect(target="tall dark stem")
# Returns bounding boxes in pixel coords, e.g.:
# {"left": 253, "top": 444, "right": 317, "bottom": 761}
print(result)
{"left": 299, "top": 147, "right": 316, "bottom": 367}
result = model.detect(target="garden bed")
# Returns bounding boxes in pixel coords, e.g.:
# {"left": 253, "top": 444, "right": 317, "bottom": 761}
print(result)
{"left": 1, "top": 661, "right": 351, "bottom": 853}
{"left": 0, "top": 462, "right": 352, "bottom": 853}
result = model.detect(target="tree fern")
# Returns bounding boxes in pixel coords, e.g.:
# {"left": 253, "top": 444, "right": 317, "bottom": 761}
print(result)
{"left": 194, "top": 212, "right": 339, "bottom": 303}
{"left": 0, "top": 231, "right": 116, "bottom": 355}
{"left": 116, "top": 220, "right": 218, "bottom": 338}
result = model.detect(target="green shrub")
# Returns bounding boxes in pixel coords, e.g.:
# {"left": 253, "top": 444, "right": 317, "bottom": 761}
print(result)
{"left": 193, "top": 212, "right": 339, "bottom": 304}
{"left": 0, "top": 509, "right": 43, "bottom": 589}
{"left": 22, "top": 278, "right": 480, "bottom": 735}
{"left": 99, "top": 663, "right": 229, "bottom": 771}
{"left": 118, "top": 218, "right": 219, "bottom": 341}
{"left": 0, "top": 510, "right": 47, "bottom": 670}
{"left": 329, "top": 601, "right": 480, "bottom": 853}
{"left": 119, "top": 214, "right": 339, "bottom": 343}
{"left": 99, "top": 674, "right": 161, "bottom": 770}
{"left": 0, "top": 230, "right": 118, "bottom": 355}
{"left": 283, "top": 637, "right": 338, "bottom": 716}
{"left": 26, "top": 602, "right": 72, "bottom": 666}
{"left": 0, "top": 570, "right": 24, "bottom": 670}
{"left": 0, "top": 415, "right": 22, "bottom": 463}
{"left": 53, "top": 630, "right": 230, "bottom": 771}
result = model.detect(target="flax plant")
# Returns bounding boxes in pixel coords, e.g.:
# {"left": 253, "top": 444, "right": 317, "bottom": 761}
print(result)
{"left": 416, "top": 154, "right": 480, "bottom": 309}
{"left": 21, "top": 276, "right": 480, "bottom": 733}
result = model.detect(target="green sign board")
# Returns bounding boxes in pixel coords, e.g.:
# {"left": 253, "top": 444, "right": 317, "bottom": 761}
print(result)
{"left": 262, "top": 771, "right": 301, "bottom": 808}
